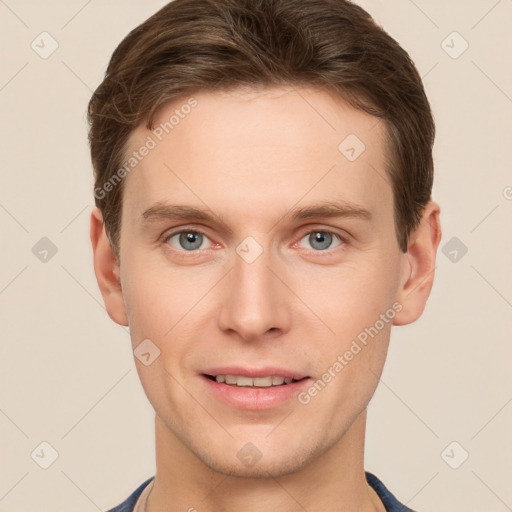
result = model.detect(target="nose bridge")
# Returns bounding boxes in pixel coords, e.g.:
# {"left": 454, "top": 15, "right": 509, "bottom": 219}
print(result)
{"left": 219, "top": 239, "right": 289, "bottom": 340}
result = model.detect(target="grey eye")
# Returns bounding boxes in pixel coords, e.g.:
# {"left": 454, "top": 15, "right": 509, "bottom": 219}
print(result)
{"left": 309, "top": 231, "right": 333, "bottom": 250}
{"left": 298, "top": 231, "right": 342, "bottom": 251}
{"left": 183, "top": 232, "right": 203, "bottom": 250}
{"left": 167, "top": 231, "right": 208, "bottom": 251}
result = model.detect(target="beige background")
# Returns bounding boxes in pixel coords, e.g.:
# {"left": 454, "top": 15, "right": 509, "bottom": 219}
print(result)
{"left": 1, "top": 0, "right": 511, "bottom": 510}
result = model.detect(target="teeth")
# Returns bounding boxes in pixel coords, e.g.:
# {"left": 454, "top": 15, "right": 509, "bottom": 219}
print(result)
{"left": 225, "top": 375, "right": 237, "bottom": 385}
{"left": 253, "top": 377, "right": 272, "bottom": 387}
{"left": 213, "top": 375, "right": 297, "bottom": 387}
{"left": 236, "top": 376, "right": 253, "bottom": 387}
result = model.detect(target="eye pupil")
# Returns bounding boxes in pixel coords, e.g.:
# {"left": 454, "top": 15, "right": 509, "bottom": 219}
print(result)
{"left": 169, "top": 230, "right": 339, "bottom": 253}
{"left": 309, "top": 231, "right": 332, "bottom": 250}
{"left": 179, "top": 232, "right": 203, "bottom": 250}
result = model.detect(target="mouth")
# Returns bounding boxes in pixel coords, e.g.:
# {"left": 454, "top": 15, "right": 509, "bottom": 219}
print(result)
{"left": 203, "top": 374, "right": 307, "bottom": 387}
{"left": 200, "top": 368, "right": 311, "bottom": 410}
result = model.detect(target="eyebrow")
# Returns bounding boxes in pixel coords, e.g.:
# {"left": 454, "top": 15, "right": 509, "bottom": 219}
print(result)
{"left": 140, "top": 200, "right": 372, "bottom": 231}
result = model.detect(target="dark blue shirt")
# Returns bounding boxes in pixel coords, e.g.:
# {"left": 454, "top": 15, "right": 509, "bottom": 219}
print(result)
{"left": 106, "top": 472, "right": 416, "bottom": 511}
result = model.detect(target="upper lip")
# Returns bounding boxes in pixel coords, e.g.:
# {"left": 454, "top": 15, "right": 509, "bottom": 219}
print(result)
{"left": 202, "top": 366, "right": 309, "bottom": 380}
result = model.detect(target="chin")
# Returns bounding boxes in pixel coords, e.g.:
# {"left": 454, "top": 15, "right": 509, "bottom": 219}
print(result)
{"left": 198, "top": 447, "right": 314, "bottom": 479}
{"left": 186, "top": 429, "right": 332, "bottom": 480}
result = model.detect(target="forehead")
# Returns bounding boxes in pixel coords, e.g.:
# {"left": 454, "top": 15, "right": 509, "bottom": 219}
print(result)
{"left": 121, "top": 86, "right": 392, "bottom": 230}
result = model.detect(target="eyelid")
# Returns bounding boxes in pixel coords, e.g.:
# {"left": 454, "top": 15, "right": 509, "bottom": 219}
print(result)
{"left": 295, "top": 225, "right": 349, "bottom": 240}
{"left": 161, "top": 227, "right": 216, "bottom": 251}
{"left": 161, "top": 225, "right": 349, "bottom": 254}
{"left": 294, "top": 228, "right": 347, "bottom": 252}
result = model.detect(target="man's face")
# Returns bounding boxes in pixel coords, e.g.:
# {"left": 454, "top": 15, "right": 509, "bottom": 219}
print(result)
{"left": 117, "top": 86, "right": 407, "bottom": 477}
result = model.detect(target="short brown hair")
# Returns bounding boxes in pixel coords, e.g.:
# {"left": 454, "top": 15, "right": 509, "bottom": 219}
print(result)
{"left": 88, "top": 0, "right": 435, "bottom": 259}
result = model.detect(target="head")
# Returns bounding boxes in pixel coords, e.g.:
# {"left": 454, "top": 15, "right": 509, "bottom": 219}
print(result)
{"left": 89, "top": 0, "right": 441, "bottom": 477}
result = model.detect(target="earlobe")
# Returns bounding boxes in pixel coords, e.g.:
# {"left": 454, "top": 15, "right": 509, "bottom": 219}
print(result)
{"left": 393, "top": 201, "right": 442, "bottom": 326}
{"left": 90, "top": 207, "right": 129, "bottom": 326}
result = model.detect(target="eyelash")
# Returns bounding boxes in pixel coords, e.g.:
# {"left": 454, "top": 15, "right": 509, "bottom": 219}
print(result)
{"left": 160, "top": 228, "right": 347, "bottom": 255}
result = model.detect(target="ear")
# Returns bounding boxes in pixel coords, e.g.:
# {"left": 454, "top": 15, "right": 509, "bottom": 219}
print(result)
{"left": 90, "top": 207, "right": 128, "bottom": 326}
{"left": 394, "top": 200, "right": 442, "bottom": 326}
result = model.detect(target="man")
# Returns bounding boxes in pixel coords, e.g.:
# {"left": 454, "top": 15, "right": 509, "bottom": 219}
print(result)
{"left": 88, "top": 0, "right": 441, "bottom": 510}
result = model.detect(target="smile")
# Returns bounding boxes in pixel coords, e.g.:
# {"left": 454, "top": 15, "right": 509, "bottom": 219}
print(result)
{"left": 206, "top": 374, "right": 304, "bottom": 387}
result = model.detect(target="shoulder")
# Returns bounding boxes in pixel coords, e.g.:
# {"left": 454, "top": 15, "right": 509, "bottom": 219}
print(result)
{"left": 105, "top": 476, "right": 155, "bottom": 512}
{"left": 107, "top": 473, "right": 415, "bottom": 512}
{"left": 365, "top": 471, "right": 418, "bottom": 512}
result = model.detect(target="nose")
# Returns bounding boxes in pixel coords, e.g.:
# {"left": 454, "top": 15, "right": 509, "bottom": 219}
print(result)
{"left": 218, "top": 244, "right": 291, "bottom": 342}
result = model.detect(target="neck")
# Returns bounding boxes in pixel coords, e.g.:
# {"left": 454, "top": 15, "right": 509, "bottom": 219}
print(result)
{"left": 146, "top": 409, "right": 384, "bottom": 512}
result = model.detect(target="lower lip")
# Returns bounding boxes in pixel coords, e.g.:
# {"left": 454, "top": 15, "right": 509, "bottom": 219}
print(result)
{"left": 201, "top": 375, "right": 311, "bottom": 410}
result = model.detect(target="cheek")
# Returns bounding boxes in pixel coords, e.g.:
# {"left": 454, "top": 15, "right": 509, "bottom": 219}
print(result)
{"left": 294, "top": 260, "right": 397, "bottom": 336}
{"left": 128, "top": 284, "right": 179, "bottom": 350}
{"left": 126, "top": 285, "right": 169, "bottom": 336}
{"left": 120, "top": 259, "right": 179, "bottom": 342}
{"left": 120, "top": 258, "right": 213, "bottom": 376}
{"left": 292, "top": 259, "right": 396, "bottom": 402}
{"left": 309, "top": 319, "right": 391, "bottom": 418}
